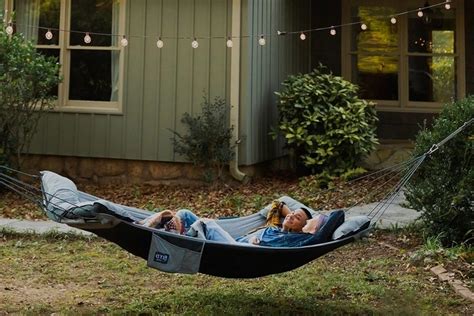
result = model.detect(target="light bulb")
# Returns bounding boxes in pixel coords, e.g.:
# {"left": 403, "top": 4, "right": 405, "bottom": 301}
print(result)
{"left": 258, "top": 35, "right": 266, "bottom": 46}
{"left": 156, "top": 37, "right": 164, "bottom": 48}
{"left": 226, "top": 38, "right": 233, "bottom": 48}
{"left": 299, "top": 32, "right": 306, "bottom": 40}
{"left": 445, "top": 1, "right": 451, "bottom": 10}
{"left": 191, "top": 38, "right": 199, "bottom": 48}
{"left": 120, "top": 36, "right": 128, "bottom": 47}
{"left": 360, "top": 23, "right": 367, "bottom": 31}
{"left": 5, "top": 24, "right": 13, "bottom": 35}
{"left": 45, "top": 29, "right": 53, "bottom": 40}
{"left": 330, "top": 27, "right": 336, "bottom": 36}
{"left": 84, "top": 32, "right": 91, "bottom": 44}
{"left": 417, "top": 9, "right": 424, "bottom": 17}
{"left": 390, "top": 17, "right": 397, "bottom": 24}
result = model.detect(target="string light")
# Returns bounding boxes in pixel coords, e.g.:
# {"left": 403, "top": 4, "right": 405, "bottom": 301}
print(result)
{"left": 84, "top": 32, "right": 91, "bottom": 44}
{"left": 5, "top": 23, "right": 13, "bottom": 35}
{"left": 120, "top": 35, "right": 128, "bottom": 47}
{"left": 445, "top": 0, "right": 451, "bottom": 10}
{"left": 3, "top": 1, "right": 452, "bottom": 49}
{"left": 156, "top": 37, "right": 164, "bottom": 48}
{"left": 45, "top": 29, "right": 53, "bottom": 40}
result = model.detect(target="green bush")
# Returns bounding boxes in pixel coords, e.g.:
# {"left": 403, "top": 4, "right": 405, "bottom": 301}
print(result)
{"left": 171, "top": 96, "right": 234, "bottom": 181}
{"left": 0, "top": 30, "right": 61, "bottom": 168}
{"left": 274, "top": 65, "right": 378, "bottom": 175}
{"left": 405, "top": 96, "right": 474, "bottom": 246}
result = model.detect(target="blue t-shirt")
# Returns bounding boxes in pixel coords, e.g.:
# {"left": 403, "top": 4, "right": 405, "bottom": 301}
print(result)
{"left": 236, "top": 226, "right": 314, "bottom": 247}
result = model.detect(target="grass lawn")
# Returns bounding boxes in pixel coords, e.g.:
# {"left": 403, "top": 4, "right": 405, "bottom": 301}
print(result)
{"left": 0, "top": 229, "right": 472, "bottom": 315}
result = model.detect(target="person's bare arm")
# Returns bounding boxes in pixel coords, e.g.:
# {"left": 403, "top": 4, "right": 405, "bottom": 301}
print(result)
{"left": 280, "top": 203, "right": 291, "bottom": 217}
{"left": 138, "top": 210, "right": 174, "bottom": 227}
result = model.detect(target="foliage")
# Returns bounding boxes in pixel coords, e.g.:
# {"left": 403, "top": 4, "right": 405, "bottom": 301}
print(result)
{"left": 0, "top": 30, "right": 61, "bottom": 168}
{"left": 274, "top": 65, "right": 379, "bottom": 175}
{"left": 405, "top": 96, "right": 474, "bottom": 246}
{"left": 171, "top": 96, "right": 234, "bottom": 181}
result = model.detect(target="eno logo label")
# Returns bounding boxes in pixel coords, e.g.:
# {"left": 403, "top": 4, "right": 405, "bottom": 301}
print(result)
{"left": 154, "top": 252, "right": 169, "bottom": 264}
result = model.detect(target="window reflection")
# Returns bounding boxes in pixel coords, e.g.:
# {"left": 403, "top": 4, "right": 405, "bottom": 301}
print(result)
{"left": 14, "top": 0, "right": 60, "bottom": 45}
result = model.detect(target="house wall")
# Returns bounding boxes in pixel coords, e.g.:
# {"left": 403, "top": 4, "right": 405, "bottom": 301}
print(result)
{"left": 239, "top": 0, "right": 312, "bottom": 165}
{"left": 29, "top": 0, "right": 232, "bottom": 163}
{"left": 309, "top": 0, "right": 342, "bottom": 75}
{"left": 466, "top": 1, "right": 474, "bottom": 95}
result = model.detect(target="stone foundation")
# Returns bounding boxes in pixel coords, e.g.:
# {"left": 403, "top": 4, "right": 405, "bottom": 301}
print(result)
{"left": 19, "top": 143, "right": 414, "bottom": 185}
{"left": 21, "top": 155, "right": 208, "bottom": 185}
{"left": 362, "top": 141, "right": 414, "bottom": 170}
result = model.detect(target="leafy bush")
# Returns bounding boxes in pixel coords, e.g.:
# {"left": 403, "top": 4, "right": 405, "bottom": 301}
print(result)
{"left": 405, "top": 96, "right": 473, "bottom": 246}
{"left": 274, "top": 65, "right": 378, "bottom": 175}
{"left": 171, "top": 96, "right": 234, "bottom": 181}
{"left": 0, "top": 30, "right": 61, "bottom": 168}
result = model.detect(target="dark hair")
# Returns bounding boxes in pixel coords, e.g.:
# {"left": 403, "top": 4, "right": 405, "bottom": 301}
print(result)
{"left": 300, "top": 207, "right": 312, "bottom": 220}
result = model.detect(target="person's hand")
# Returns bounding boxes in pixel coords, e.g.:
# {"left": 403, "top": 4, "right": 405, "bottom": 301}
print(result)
{"left": 249, "top": 236, "right": 260, "bottom": 245}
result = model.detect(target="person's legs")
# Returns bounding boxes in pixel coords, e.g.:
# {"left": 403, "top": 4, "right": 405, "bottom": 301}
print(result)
{"left": 176, "top": 209, "right": 199, "bottom": 232}
{"left": 190, "top": 220, "right": 237, "bottom": 244}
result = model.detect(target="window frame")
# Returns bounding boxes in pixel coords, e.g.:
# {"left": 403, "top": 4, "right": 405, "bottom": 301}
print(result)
{"left": 4, "top": 0, "right": 126, "bottom": 114}
{"left": 341, "top": 0, "right": 465, "bottom": 113}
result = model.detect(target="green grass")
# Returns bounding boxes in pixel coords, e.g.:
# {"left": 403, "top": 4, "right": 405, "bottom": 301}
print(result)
{"left": 0, "top": 231, "right": 469, "bottom": 315}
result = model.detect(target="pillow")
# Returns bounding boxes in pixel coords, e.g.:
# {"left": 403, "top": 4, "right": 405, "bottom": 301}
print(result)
{"left": 41, "top": 171, "right": 80, "bottom": 215}
{"left": 300, "top": 210, "right": 345, "bottom": 246}
{"left": 332, "top": 215, "right": 371, "bottom": 240}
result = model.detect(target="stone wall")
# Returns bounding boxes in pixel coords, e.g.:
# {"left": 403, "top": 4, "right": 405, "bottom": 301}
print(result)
{"left": 362, "top": 142, "right": 414, "bottom": 170}
{"left": 22, "top": 155, "right": 206, "bottom": 185}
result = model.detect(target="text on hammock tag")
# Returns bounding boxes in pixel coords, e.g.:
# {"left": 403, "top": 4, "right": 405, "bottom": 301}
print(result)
{"left": 154, "top": 252, "right": 169, "bottom": 264}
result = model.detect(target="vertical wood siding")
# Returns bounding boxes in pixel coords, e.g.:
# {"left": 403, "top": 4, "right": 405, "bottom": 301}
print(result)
{"left": 29, "top": 0, "right": 231, "bottom": 162}
{"left": 465, "top": 1, "right": 474, "bottom": 95}
{"left": 239, "top": 0, "right": 312, "bottom": 165}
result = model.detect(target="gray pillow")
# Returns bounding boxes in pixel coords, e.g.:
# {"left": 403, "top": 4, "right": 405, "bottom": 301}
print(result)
{"left": 41, "top": 171, "right": 80, "bottom": 212}
{"left": 332, "top": 215, "right": 371, "bottom": 240}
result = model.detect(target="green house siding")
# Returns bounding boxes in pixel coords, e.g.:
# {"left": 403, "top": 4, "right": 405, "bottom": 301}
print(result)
{"left": 239, "top": 0, "right": 312, "bottom": 165}
{"left": 466, "top": 1, "right": 474, "bottom": 95}
{"left": 29, "top": 0, "right": 232, "bottom": 162}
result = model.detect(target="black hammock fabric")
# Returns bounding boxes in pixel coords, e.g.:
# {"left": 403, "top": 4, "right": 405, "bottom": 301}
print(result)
{"left": 38, "top": 171, "right": 370, "bottom": 278}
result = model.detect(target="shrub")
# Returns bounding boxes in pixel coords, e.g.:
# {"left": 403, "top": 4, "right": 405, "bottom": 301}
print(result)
{"left": 171, "top": 96, "right": 234, "bottom": 181}
{"left": 274, "top": 65, "right": 378, "bottom": 175}
{"left": 0, "top": 30, "right": 61, "bottom": 168}
{"left": 405, "top": 96, "right": 473, "bottom": 246}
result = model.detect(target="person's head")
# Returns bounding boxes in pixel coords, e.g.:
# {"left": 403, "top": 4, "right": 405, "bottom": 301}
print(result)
{"left": 282, "top": 208, "right": 312, "bottom": 232}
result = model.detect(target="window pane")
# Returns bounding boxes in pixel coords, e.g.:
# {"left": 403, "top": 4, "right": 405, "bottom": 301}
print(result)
{"left": 352, "top": 55, "right": 398, "bottom": 100}
{"left": 408, "top": 6, "right": 456, "bottom": 53}
{"left": 37, "top": 48, "right": 59, "bottom": 97}
{"left": 409, "top": 56, "right": 456, "bottom": 102}
{"left": 70, "top": 0, "right": 120, "bottom": 47}
{"left": 69, "top": 50, "right": 119, "bottom": 101}
{"left": 351, "top": 5, "right": 398, "bottom": 53}
{"left": 14, "top": 0, "right": 60, "bottom": 45}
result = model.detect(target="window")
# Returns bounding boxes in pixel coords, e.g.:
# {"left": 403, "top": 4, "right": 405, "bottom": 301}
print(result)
{"left": 342, "top": 0, "right": 465, "bottom": 112}
{"left": 4, "top": 0, "right": 126, "bottom": 113}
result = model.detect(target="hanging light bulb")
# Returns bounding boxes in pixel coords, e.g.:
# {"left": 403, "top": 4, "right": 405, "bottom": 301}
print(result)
{"left": 299, "top": 32, "right": 306, "bottom": 40}
{"left": 5, "top": 23, "right": 13, "bottom": 35}
{"left": 330, "top": 27, "right": 336, "bottom": 36}
{"left": 226, "top": 37, "right": 233, "bottom": 48}
{"left": 258, "top": 35, "right": 266, "bottom": 46}
{"left": 445, "top": 0, "right": 451, "bottom": 10}
{"left": 417, "top": 9, "right": 424, "bottom": 17}
{"left": 390, "top": 17, "right": 397, "bottom": 24}
{"left": 156, "top": 37, "right": 164, "bottom": 48}
{"left": 84, "top": 32, "right": 91, "bottom": 44}
{"left": 45, "top": 29, "right": 53, "bottom": 40}
{"left": 120, "top": 35, "right": 128, "bottom": 47}
{"left": 191, "top": 38, "right": 199, "bottom": 48}
{"left": 360, "top": 23, "right": 368, "bottom": 31}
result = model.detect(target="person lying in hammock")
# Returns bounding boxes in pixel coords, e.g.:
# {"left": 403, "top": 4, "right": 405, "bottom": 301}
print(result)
{"left": 137, "top": 201, "right": 336, "bottom": 247}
